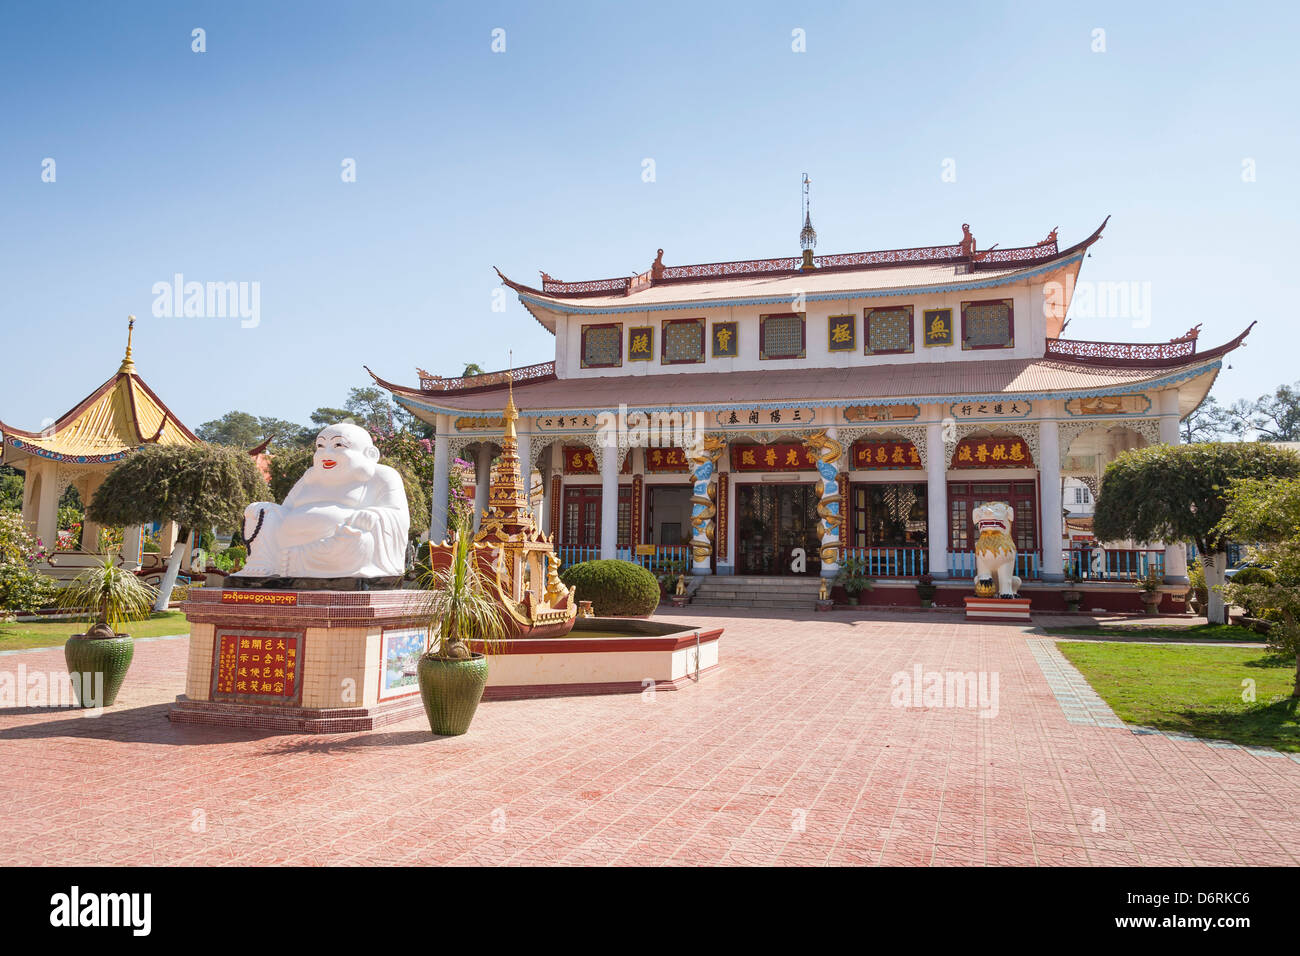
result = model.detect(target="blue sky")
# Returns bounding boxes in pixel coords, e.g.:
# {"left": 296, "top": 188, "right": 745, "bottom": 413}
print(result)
{"left": 2, "top": 0, "right": 1296, "bottom": 431}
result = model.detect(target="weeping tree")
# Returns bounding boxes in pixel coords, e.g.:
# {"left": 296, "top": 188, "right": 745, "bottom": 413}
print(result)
{"left": 88, "top": 444, "right": 269, "bottom": 610}
{"left": 1094, "top": 442, "right": 1300, "bottom": 624}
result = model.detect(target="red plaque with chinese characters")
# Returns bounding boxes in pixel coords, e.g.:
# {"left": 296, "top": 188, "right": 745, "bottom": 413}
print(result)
{"left": 730, "top": 442, "right": 819, "bottom": 472}
{"left": 211, "top": 629, "right": 304, "bottom": 704}
{"left": 950, "top": 436, "right": 1034, "bottom": 469}
{"left": 851, "top": 440, "right": 922, "bottom": 470}
{"left": 644, "top": 447, "right": 690, "bottom": 473}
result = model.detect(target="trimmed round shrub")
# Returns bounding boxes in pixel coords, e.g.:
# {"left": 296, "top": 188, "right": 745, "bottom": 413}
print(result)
{"left": 1230, "top": 565, "right": 1276, "bottom": 587}
{"left": 560, "top": 559, "right": 660, "bottom": 617}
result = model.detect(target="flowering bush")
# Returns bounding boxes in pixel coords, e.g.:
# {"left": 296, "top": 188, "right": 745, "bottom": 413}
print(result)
{"left": 0, "top": 511, "right": 58, "bottom": 614}
{"left": 0, "top": 510, "right": 47, "bottom": 565}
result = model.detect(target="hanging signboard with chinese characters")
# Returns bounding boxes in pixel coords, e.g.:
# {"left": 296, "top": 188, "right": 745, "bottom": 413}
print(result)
{"left": 922, "top": 308, "right": 954, "bottom": 347}
{"left": 562, "top": 445, "right": 599, "bottom": 475}
{"left": 843, "top": 404, "right": 920, "bottom": 423}
{"left": 644, "top": 446, "right": 690, "bottom": 473}
{"left": 211, "top": 629, "right": 303, "bottom": 704}
{"left": 730, "top": 442, "right": 820, "bottom": 472}
{"left": 949, "top": 400, "right": 1032, "bottom": 420}
{"left": 851, "top": 440, "right": 922, "bottom": 470}
{"left": 1065, "top": 394, "right": 1151, "bottom": 416}
{"left": 628, "top": 326, "right": 654, "bottom": 362}
{"left": 536, "top": 414, "right": 600, "bottom": 431}
{"left": 827, "top": 315, "right": 856, "bottom": 352}
{"left": 950, "top": 436, "right": 1034, "bottom": 469}
{"left": 714, "top": 407, "right": 816, "bottom": 428}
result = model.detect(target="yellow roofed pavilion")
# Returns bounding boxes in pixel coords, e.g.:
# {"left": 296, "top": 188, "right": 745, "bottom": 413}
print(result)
{"left": 0, "top": 317, "right": 198, "bottom": 563}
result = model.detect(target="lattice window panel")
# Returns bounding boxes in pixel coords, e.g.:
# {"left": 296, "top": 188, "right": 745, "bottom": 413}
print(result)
{"left": 761, "top": 314, "right": 804, "bottom": 359}
{"left": 866, "top": 308, "right": 913, "bottom": 354}
{"left": 663, "top": 320, "right": 704, "bottom": 363}
{"left": 582, "top": 325, "right": 621, "bottom": 367}
{"left": 963, "top": 302, "right": 1012, "bottom": 349}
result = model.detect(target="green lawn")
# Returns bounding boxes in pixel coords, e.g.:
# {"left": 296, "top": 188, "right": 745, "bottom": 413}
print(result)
{"left": 1058, "top": 641, "right": 1300, "bottom": 752}
{"left": 1043, "top": 623, "right": 1261, "bottom": 643}
{"left": 0, "top": 610, "right": 189, "bottom": 651}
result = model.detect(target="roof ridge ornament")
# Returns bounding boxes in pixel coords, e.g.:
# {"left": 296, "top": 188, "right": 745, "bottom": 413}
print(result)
{"left": 118, "top": 315, "right": 137, "bottom": 375}
{"left": 799, "top": 173, "right": 817, "bottom": 270}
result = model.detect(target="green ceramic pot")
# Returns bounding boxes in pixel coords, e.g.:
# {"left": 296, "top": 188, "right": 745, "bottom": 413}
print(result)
{"left": 417, "top": 653, "right": 489, "bottom": 736}
{"left": 63, "top": 634, "right": 134, "bottom": 707}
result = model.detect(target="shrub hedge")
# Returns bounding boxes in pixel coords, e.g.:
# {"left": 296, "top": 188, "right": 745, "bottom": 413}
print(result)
{"left": 559, "top": 559, "right": 660, "bottom": 617}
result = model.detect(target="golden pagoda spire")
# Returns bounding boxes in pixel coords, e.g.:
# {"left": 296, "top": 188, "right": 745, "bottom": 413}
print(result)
{"left": 503, "top": 352, "right": 518, "bottom": 441}
{"left": 118, "top": 315, "right": 137, "bottom": 375}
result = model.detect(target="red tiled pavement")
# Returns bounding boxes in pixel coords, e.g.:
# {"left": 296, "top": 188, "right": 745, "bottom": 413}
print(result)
{"left": 2, "top": 607, "right": 1298, "bottom": 866}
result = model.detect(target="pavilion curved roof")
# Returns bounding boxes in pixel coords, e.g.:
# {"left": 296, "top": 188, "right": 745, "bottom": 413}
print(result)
{"left": 0, "top": 331, "right": 198, "bottom": 466}
{"left": 495, "top": 219, "right": 1108, "bottom": 329}
{"left": 369, "top": 324, "right": 1252, "bottom": 424}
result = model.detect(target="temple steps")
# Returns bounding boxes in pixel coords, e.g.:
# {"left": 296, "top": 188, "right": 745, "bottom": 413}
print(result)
{"left": 689, "top": 576, "right": 823, "bottom": 610}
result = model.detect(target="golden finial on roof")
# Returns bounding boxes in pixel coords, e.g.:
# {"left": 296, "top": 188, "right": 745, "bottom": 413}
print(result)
{"left": 118, "top": 315, "right": 137, "bottom": 374}
{"left": 502, "top": 352, "right": 519, "bottom": 440}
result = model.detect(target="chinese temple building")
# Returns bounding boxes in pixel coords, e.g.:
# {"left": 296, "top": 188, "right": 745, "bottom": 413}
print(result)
{"left": 0, "top": 318, "right": 199, "bottom": 572}
{"left": 371, "top": 215, "right": 1250, "bottom": 600}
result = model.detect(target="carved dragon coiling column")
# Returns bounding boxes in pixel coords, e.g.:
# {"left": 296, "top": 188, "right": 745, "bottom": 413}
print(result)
{"left": 804, "top": 429, "right": 844, "bottom": 573}
{"left": 687, "top": 436, "right": 726, "bottom": 574}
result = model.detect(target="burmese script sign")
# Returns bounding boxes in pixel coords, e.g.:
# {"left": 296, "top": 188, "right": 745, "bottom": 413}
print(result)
{"left": 220, "top": 590, "right": 298, "bottom": 607}
{"left": 211, "top": 629, "right": 303, "bottom": 704}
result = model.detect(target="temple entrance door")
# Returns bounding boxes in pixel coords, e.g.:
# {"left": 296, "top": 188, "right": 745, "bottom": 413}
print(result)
{"left": 735, "top": 483, "right": 821, "bottom": 576}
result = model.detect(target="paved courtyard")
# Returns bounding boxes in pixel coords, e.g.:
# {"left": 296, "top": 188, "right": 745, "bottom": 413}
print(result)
{"left": 2, "top": 608, "right": 1298, "bottom": 866}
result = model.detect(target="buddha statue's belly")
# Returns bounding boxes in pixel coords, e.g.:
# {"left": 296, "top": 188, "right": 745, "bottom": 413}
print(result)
{"left": 275, "top": 503, "right": 359, "bottom": 547}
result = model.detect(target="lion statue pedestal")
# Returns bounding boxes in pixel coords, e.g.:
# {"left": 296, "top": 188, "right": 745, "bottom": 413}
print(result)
{"left": 963, "top": 501, "right": 1032, "bottom": 621}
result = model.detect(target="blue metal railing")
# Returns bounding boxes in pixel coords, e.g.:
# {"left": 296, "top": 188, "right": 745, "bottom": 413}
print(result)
{"left": 839, "top": 547, "right": 928, "bottom": 578}
{"left": 554, "top": 544, "right": 600, "bottom": 567}
{"left": 948, "top": 550, "right": 1041, "bottom": 580}
{"left": 1065, "top": 548, "right": 1164, "bottom": 582}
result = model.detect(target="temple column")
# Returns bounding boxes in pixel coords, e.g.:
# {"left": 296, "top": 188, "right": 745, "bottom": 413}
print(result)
{"left": 1039, "top": 419, "right": 1064, "bottom": 582}
{"left": 79, "top": 474, "right": 104, "bottom": 553}
{"left": 473, "top": 444, "right": 493, "bottom": 532}
{"left": 816, "top": 426, "right": 842, "bottom": 579}
{"left": 516, "top": 429, "right": 532, "bottom": 519}
{"left": 925, "top": 422, "right": 949, "bottom": 578}
{"left": 429, "top": 414, "right": 450, "bottom": 542}
{"left": 122, "top": 523, "right": 144, "bottom": 571}
{"left": 1158, "top": 390, "right": 1189, "bottom": 583}
{"left": 34, "top": 463, "right": 60, "bottom": 555}
{"left": 539, "top": 447, "right": 554, "bottom": 537}
{"left": 599, "top": 444, "right": 618, "bottom": 560}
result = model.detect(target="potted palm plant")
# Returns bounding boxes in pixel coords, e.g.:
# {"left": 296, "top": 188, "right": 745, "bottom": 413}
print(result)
{"left": 58, "top": 557, "right": 159, "bottom": 707}
{"left": 834, "top": 555, "right": 874, "bottom": 606}
{"left": 1135, "top": 566, "right": 1163, "bottom": 615}
{"left": 416, "top": 530, "right": 507, "bottom": 736}
{"left": 1061, "top": 570, "right": 1083, "bottom": 613}
{"left": 916, "top": 572, "right": 937, "bottom": 608}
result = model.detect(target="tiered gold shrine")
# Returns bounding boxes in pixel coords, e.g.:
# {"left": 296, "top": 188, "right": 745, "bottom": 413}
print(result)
{"left": 429, "top": 386, "right": 578, "bottom": 639}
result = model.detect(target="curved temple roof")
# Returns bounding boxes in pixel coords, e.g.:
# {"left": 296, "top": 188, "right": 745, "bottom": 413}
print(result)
{"left": 496, "top": 219, "right": 1108, "bottom": 329}
{"left": 0, "top": 328, "right": 198, "bottom": 465}
{"left": 369, "top": 324, "right": 1252, "bottom": 423}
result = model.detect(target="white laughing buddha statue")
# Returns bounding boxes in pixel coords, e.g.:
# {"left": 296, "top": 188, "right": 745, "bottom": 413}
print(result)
{"left": 233, "top": 423, "right": 410, "bottom": 581}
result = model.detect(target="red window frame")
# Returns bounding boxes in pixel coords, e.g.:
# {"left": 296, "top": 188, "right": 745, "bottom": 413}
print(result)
{"left": 960, "top": 299, "right": 1015, "bottom": 351}
{"left": 580, "top": 322, "right": 623, "bottom": 368}
{"left": 758, "top": 312, "right": 806, "bottom": 360}
{"left": 660, "top": 317, "right": 706, "bottom": 365}
{"left": 561, "top": 484, "right": 634, "bottom": 548}
{"left": 947, "top": 480, "right": 1038, "bottom": 552}
{"left": 863, "top": 305, "right": 915, "bottom": 355}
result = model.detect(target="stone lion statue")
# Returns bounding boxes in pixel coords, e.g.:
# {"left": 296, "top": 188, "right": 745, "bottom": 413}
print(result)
{"left": 972, "top": 501, "right": 1021, "bottom": 598}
